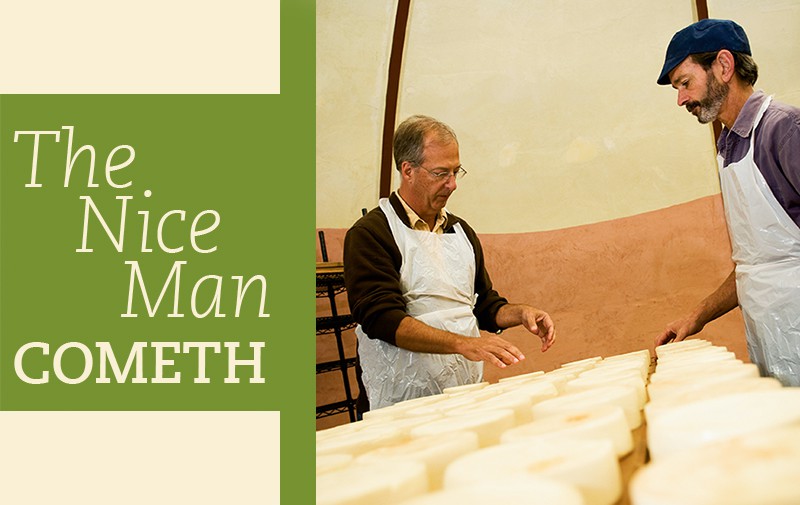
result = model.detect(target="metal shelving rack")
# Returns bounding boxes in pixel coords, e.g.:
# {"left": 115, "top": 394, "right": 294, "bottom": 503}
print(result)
{"left": 316, "top": 231, "right": 358, "bottom": 422}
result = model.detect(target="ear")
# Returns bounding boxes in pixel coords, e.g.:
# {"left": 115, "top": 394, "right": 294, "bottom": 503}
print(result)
{"left": 716, "top": 50, "right": 736, "bottom": 83}
{"left": 400, "top": 161, "right": 415, "bottom": 181}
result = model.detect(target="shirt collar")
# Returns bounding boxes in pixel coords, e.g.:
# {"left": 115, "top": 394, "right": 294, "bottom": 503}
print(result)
{"left": 729, "top": 90, "right": 767, "bottom": 139}
{"left": 395, "top": 192, "right": 448, "bottom": 233}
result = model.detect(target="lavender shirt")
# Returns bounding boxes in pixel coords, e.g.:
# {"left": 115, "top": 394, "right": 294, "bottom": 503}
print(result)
{"left": 717, "top": 90, "right": 800, "bottom": 227}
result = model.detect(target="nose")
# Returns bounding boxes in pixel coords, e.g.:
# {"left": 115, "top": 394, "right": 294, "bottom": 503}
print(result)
{"left": 677, "top": 89, "right": 690, "bottom": 107}
{"left": 444, "top": 173, "right": 457, "bottom": 191}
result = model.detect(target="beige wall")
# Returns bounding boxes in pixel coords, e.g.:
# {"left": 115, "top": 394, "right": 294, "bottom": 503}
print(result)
{"left": 317, "top": 0, "right": 800, "bottom": 230}
{"left": 316, "top": 0, "right": 398, "bottom": 227}
{"left": 710, "top": 0, "right": 800, "bottom": 105}
{"left": 398, "top": 0, "right": 719, "bottom": 233}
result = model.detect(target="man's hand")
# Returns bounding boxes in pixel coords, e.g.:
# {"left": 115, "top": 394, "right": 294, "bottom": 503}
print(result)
{"left": 395, "top": 316, "right": 527, "bottom": 369}
{"left": 455, "top": 334, "right": 526, "bottom": 368}
{"left": 655, "top": 270, "right": 739, "bottom": 347}
{"left": 495, "top": 304, "right": 557, "bottom": 352}
{"left": 655, "top": 315, "right": 705, "bottom": 347}
{"left": 519, "top": 307, "right": 556, "bottom": 352}
{"left": 394, "top": 303, "right": 557, "bottom": 370}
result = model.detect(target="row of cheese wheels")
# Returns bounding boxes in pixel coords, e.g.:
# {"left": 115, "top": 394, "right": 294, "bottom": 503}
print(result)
{"left": 317, "top": 340, "right": 800, "bottom": 504}
{"left": 630, "top": 338, "right": 800, "bottom": 505}
{"left": 317, "top": 348, "right": 650, "bottom": 505}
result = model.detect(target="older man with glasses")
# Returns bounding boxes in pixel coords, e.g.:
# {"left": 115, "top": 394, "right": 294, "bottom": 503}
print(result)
{"left": 344, "top": 114, "right": 557, "bottom": 412}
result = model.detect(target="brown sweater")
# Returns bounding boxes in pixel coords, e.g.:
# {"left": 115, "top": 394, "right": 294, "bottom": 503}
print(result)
{"left": 344, "top": 193, "right": 508, "bottom": 345}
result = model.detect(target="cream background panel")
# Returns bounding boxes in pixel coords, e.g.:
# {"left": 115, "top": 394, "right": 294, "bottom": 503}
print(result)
{"left": 316, "top": 0, "right": 398, "bottom": 228}
{"left": 708, "top": 0, "right": 800, "bottom": 105}
{"left": 0, "top": 412, "right": 279, "bottom": 504}
{"left": 399, "top": 0, "right": 718, "bottom": 233}
{"left": 0, "top": 0, "right": 279, "bottom": 94}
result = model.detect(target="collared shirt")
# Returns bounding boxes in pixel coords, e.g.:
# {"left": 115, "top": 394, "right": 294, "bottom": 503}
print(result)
{"left": 717, "top": 90, "right": 800, "bottom": 226}
{"left": 396, "top": 192, "right": 448, "bottom": 234}
{"left": 344, "top": 192, "right": 508, "bottom": 345}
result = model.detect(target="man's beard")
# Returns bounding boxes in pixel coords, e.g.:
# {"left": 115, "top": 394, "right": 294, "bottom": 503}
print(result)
{"left": 685, "top": 72, "right": 729, "bottom": 124}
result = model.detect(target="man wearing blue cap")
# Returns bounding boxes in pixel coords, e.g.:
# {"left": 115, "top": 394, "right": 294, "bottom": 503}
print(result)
{"left": 654, "top": 19, "right": 800, "bottom": 386}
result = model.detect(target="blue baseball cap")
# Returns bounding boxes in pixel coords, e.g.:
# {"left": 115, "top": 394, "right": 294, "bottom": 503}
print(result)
{"left": 657, "top": 19, "right": 751, "bottom": 85}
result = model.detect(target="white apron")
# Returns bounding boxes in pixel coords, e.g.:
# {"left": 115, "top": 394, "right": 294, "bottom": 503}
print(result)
{"left": 356, "top": 198, "right": 483, "bottom": 409}
{"left": 719, "top": 95, "right": 800, "bottom": 387}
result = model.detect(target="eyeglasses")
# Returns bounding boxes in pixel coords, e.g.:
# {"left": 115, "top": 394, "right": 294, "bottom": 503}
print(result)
{"left": 413, "top": 163, "right": 467, "bottom": 180}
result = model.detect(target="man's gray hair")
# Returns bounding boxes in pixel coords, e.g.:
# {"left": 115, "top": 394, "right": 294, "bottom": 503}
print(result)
{"left": 393, "top": 115, "right": 458, "bottom": 171}
{"left": 691, "top": 50, "right": 758, "bottom": 86}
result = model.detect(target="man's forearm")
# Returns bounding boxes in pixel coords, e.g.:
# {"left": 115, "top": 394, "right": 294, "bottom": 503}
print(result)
{"left": 393, "top": 315, "right": 528, "bottom": 367}
{"left": 691, "top": 269, "right": 739, "bottom": 326}
{"left": 394, "top": 316, "right": 466, "bottom": 355}
{"left": 494, "top": 303, "right": 526, "bottom": 329}
{"left": 493, "top": 303, "right": 557, "bottom": 352}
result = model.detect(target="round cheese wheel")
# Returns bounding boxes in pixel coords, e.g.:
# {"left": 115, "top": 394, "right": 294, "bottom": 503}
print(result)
{"left": 492, "top": 379, "right": 560, "bottom": 404}
{"left": 316, "top": 418, "right": 368, "bottom": 442}
{"left": 356, "top": 431, "right": 479, "bottom": 490}
{"left": 541, "top": 370, "right": 579, "bottom": 393}
{"left": 644, "top": 377, "right": 783, "bottom": 425}
{"left": 449, "top": 391, "right": 534, "bottom": 426}
{"left": 501, "top": 404, "right": 633, "bottom": 457}
{"left": 316, "top": 453, "right": 353, "bottom": 475}
{"left": 317, "top": 459, "right": 428, "bottom": 505}
{"left": 404, "top": 389, "right": 497, "bottom": 418}
{"left": 647, "top": 365, "right": 761, "bottom": 401}
{"left": 442, "top": 381, "right": 489, "bottom": 395}
{"left": 498, "top": 370, "right": 545, "bottom": 383}
{"left": 603, "top": 349, "right": 650, "bottom": 364}
{"left": 654, "top": 339, "right": 711, "bottom": 357}
{"left": 410, "top": 408, "right": 516, "bottom": 447}
{"left": 532, "top": 385, "right": 641, "bottom": 429}
{"left": 558, "top": 356, "right": 603, "bottom": 374}
{"left": 395, "top": 393, "right": 450, "bottom": 408}
{"left": 588, "top": 359, "right": 649, "bottom": 381}
{"left": 649, "top": 360, "right": 749, "bottom": 382}
{"left": 569, "top": 371, "right": 647, "bottom": 408}
{"left": 657, "top": 341, "right": 719, "bottom": 354}
{"left": 443, "top": 438, "right": 621, "bottom": 505}
{"left": 362, "top": 414, "right": 444, "bottom": 437}
{"left": 654, "top": 351, "right": 737, "bottom": 371}
{"left": 361, "top": 393, "right": 446, "bottom": 421}
{"left": 316, "top": 425, "right": 405, "bottom": 457}
{"left": 647, "top": 389, "right": 800, "bottom": 460}
{"left": 630, "top": 424, "right": 800, "bottom": 505}
{"left": 400, "top": 474, "right": 585, "bottom": 505}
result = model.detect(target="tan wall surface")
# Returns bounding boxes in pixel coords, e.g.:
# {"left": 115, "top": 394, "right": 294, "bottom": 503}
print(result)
{"left": 316, "top": 195, "right": 749, "bottom": 428}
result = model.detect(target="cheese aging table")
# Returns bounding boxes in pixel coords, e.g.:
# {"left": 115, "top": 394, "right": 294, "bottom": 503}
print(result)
{"left": 317, "top": 334, "right": 800, "bottom": 504}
